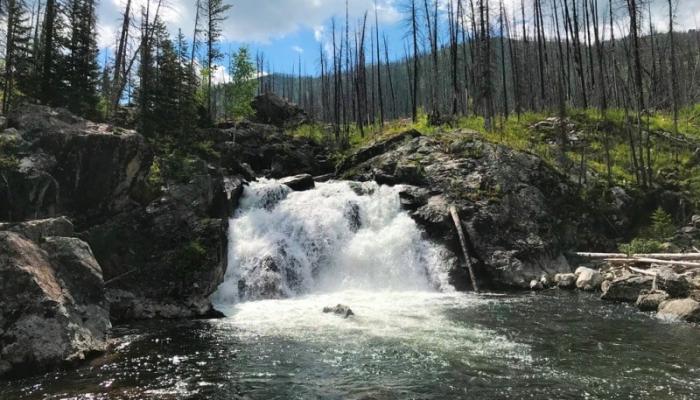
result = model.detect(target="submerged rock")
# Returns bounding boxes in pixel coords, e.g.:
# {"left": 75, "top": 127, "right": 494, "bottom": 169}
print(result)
{"left": 658, "top": 298, "right": 700, "bottom": 322}
{"left": 280, "top": 174, "right": 315, "bottom": 191}
{"left": 575, "top": 267, "right": 603, "bottom": 291}
{"left": 323, "top": 304, "right": 355, "bottom": 318}
{"left": 636, "top": 290, "right": 670, "bottom": 312}
{"left": 601, "top": 275, "right": 653, "bottom": 302}
{"left": 0, "top": 230, "right": 110, "bottom": 378}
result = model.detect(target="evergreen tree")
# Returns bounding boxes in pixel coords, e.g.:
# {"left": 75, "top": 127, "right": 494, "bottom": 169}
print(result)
{"left": 3, "top": 0, "right": 34, "bottom": 113}
{"left": 65, "top": 0, "right": 100, "bottom": 118}
{"left": 38, "top": 0, "right": 67, "bottom": 105}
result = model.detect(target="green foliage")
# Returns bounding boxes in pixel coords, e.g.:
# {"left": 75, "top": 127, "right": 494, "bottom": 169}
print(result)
{"left": 619, "top": 238, "right": 664, "bottom": 255}
{"left": 226, "top": 46, "right": 257, "bottom": 120}
{"left": 147, "top": 159, "right": 163, "bottom": 188}
{"left": 647, "top": 207, "right": 676, "bottom": 239}
{"left": 0, "top": 135, "right": 19, "bottom": 171}
{"left": 174, "top": 239, "right": 208, "bottom": 277}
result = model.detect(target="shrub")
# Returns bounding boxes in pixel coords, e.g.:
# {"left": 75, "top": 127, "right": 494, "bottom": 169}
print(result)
{"left": 619, "top": 238, "right": 664, "bottom": 255}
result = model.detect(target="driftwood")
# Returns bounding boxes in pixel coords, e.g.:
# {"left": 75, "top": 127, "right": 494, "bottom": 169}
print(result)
{"left": 574, "top": 252, "right": 700, "bottom": 261}
{"left": 450, "top": 206, "right": 479, "bottom": 293}
{"left": 605, "top": 257, "right": 700, "bottom": 268}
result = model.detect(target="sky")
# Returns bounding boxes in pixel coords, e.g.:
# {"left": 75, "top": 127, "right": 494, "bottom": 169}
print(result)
{"left": 95, "top": 0, "right": 700, "bottom": 79}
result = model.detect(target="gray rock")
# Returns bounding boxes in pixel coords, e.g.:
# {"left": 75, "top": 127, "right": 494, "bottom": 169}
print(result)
{"left": 555, "top": 273, "right": 577, "bottom": 289}
{"left": 0, "top": 231, "right": 109, "bottom": 378}
{"left": 656, "top": 269, "right": 690, "bottom": 298}
{"left": 1, "top": 104, "right": 151, "bottom": 226}
{"left": 658, "top": 298, "right": 700, "bottom": 322}
{"left": 0, "top": 216, "right": 74, "bottom": 242}
{"left": 601, "top": 275, "right": 653, "bottom": 302}
{"left": 323, "top": 304, "right": 354, "bottom": 318}
{"left": 575, "top": 267, "right": 603, "bottom": 291}
{"left": 251, "top": 92, "right": 308, "bottom": 128}
{"left": 83, "top": 162, "right": 228, "bottom": 322}
{"left": 280, "top": 174, "right": 315, "bottom": 191}
{"left": 636, "top": 290, "right": 669, "bottom": 312}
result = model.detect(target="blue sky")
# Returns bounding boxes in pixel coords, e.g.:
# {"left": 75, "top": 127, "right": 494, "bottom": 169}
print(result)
{"left": 96, "top": 0, "right": 700, "bottom": 79}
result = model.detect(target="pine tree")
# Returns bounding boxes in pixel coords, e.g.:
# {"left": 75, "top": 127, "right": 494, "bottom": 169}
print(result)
{"left": 65, "top": 0, "right": 100, "bottom": 118}
{"left": 3, "top": 0, "right": 34, "bottom": 113}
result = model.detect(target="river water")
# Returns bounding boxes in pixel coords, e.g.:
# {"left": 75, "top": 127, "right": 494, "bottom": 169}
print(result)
{"left": 2, "top": 180, "right": 699, "bottom": 399}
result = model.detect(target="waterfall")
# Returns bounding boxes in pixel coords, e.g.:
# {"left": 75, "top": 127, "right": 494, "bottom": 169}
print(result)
{"left": 214, "top": 179, "right": 454, "bottom": 304}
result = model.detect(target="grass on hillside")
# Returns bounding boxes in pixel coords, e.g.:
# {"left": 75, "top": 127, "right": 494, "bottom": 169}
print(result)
{"left": 290, "top": 105, "right": 700, "bottom": 197}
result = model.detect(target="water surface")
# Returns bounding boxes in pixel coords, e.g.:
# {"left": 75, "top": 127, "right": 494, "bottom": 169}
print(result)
{"left": 2, "top": 290, "right": 698, "bottom": 400}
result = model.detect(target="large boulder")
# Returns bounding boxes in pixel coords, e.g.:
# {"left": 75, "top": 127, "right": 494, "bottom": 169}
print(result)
{"left": 82, "top": 161, "right": 232, "bottom": 322}
{"left": 251, "top": 92, "right": 308, "bottom": 128}
{"left": 0, "top": 105, "right": 151, "bottom": 227}
{"left": 658, "top": 298, "right": 700, "bottom": 322}
{"left": 601, "top": 275, "right": 654, "bottom": 302}
{"left": 338, "top": 132, "right": 581, "bottom": 288}
{"left": 575, "top": 267, "right": 603, "bottom": 291}
{"left": 0, "top": 228, "right": 110, "bottom": 378}
{"left": 555, "top": 273, "right": 577, "bottom": 289}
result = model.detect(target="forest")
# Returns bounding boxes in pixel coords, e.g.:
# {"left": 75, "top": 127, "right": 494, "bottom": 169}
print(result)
{"left": 1, "top": 0, "right": 699, "bottom": 193}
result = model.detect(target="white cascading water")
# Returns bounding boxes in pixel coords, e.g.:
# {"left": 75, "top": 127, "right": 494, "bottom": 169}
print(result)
{"left": 212, "top": 180, "right": 530, "bottom": 369}
{"left": 214, "top": 179, "right": 454, "bottom": 304}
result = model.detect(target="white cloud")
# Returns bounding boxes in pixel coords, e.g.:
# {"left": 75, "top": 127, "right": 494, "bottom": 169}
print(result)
{"left": 292, "top": 45, "right": 304, "bottom": 53}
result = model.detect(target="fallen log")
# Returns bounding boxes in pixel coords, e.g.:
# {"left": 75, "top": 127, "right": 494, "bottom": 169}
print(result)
{"left": 574, "top": 252, "right": 700, "bottom": 261}
{"left": 450, "top": 205, "right": 479, "bottom": 293}
{"left": 605, "top": 257, "right": 700, "bottom": 268}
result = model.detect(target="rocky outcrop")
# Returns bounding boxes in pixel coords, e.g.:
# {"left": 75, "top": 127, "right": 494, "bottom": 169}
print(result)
{"left": 203, "top": 121, "right": 330, "bottom": 179}
{"left": 83, "top": 160, "right": 232, "bottom": 322}
{"left": 338, "top": 131, "right": 583, "bottom": 288}
{"left": 0, "top": 105, "right": 152, "bottom": 227}
{"left": 0, "top": 220, "right": 110, "bottom": 378}
{"left": 251, "top": 92, "right": 308, "bottom": 128}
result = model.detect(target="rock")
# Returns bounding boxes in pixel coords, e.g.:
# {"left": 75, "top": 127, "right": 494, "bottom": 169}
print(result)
{"left": 313, "top": 173, "right": 335, "bottom": 182}
{"left": 337, "top": 132, "right": 591, "bottom": 289}
{"left": 529, "top": 280, "right": 544, "bottom": 290}
{"left": 574, "top": 267, "right": 603, "bottom": 291}
{"left": 555, "top": 273, "right": 577, "bottom": 289}
{"left": 280, "top": 174, "right": 315, "bottom": 191}
{"left": 658, "top": 298, "right": 700, "bottom": 322}
{"left": 1, "top": 104, "right": 152, "bottom": 227}
{"left": 539, "top": 274, "right": 552, "bottom": 287}
{"left": 601, "top": 275, "right": 653, "bottom": 302}
{"left": 656, "top": 269, "right": 690, "bottom": 298}
{"left": 251, "top": 92, "right": 308, "bottom": 128}
{"left": 83, "top": 161, "right": 228, "bottom": 322}
{"left": 0, "top": 216, "right": 74, "bottom": 242}
{"left": 0, "top": 231, "right": 110, "bottom": 378}
{"left": 215, "top": 121, "right": 327, "bottom": 178}
{"left": 397, "top": 185, "right": 430, "bottom": 211}
{"left": 323, "top": 304, "right": 354, "bottom": 318}
{"left": 636, "top": 289, "right": 669, "bottom": 311}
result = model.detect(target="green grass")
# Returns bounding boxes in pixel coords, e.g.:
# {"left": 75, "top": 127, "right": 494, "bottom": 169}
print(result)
{"left": 289, "top": 105, "right": 700, "bottom": 199}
